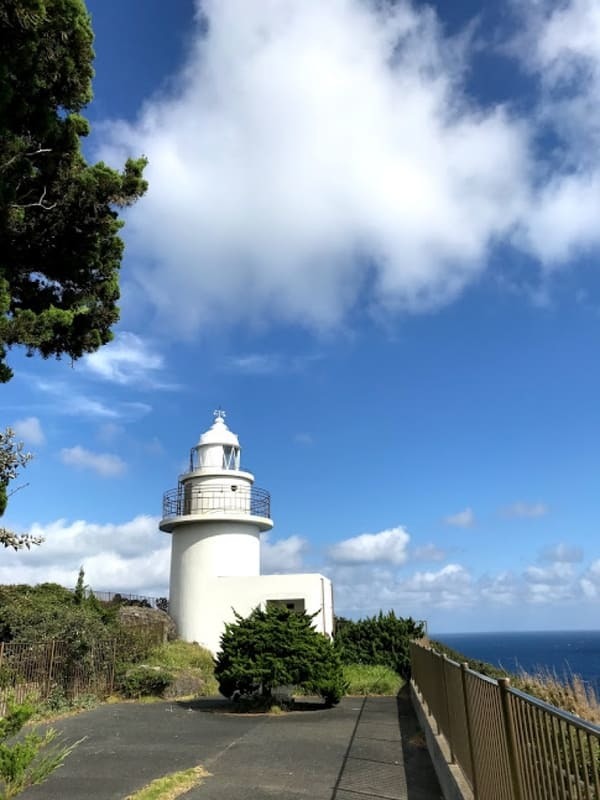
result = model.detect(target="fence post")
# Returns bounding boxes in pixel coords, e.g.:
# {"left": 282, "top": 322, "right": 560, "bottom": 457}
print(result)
{"left": 108, "top": 639, "right": 117, "bottom": 695}
{"left": 46, "top": 640, "right": 56, "bottom": 699}
{"left": 498, "top": 678, "right": 524, "bottom": 800}
{"left": 441, "top": 655, "right": 455, "bottom": 763}
{"left": 461, "top": 662, "right": 479, "bottom": 800}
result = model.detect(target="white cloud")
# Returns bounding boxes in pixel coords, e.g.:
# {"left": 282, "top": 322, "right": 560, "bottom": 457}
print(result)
{"left": 83, "top": 332, "right": 165, "bottom": 386}
{"left": 60, "top": 446, "right": 126, "bottom": 477}
{"left": 13, "top": 417, "right": 45, "bottom": 446}
{"left": 0, "top": 516, "right": 169, "bottom": 596}
{"left": 261, "top": 533, "right": 308, "bottom": 572}
{"left": 512, "top": 0, "right": 600, "bottom": 266}
{"left": 96, "top": 422, "right": 125, "bottom": 444}
{"left": 580, "top": 560, "right": 600, "bottom": 599}
{"left": 35, "top": 379, "right": 151, "bottom": 420}
{"left": 444, "top": 508, "right": 475, "bottom": 528}
{"left": 503, "top": 501, "right": 548, "bottom": 519}
{"left": 539, "top": 543, "right": 583, "bottom": 563}
{"left": 227, "top": 354, "right": 283, "bottom": 375}
{"left": 412, "top": 543, "right": 447, "bottom": 562}
{"left": 328, "top": 525, "right": 410, "bottom": 565}
{"left": 98, "top": 0, "right": 533, "bottom": 336}
{"left": 525, "top": 562, "right": 575, "bottom": 585}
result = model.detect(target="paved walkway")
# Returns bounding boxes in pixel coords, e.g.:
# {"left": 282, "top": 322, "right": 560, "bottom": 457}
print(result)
{"left": 22, "top": 689, "right": 442, "bottom": 800}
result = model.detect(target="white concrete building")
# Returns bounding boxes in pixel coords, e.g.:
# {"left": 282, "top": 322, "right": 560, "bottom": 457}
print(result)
{"left": 160, "top": 410, "right": 334, "bottom": 654}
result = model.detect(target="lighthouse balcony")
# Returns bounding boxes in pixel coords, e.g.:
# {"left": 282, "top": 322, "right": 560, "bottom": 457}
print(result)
{"left": 162, "top": 485, "right": 271, "bottom": 520}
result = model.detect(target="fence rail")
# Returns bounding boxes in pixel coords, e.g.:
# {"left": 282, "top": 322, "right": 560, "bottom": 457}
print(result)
{"left": 0, "top": 639, "right": 116, "bottom": 710}
{"left": 162, "top": 484, "right": 271, "bottom": 519}
{"left": 0, "top": 625, "right": 166, "bottom": 712}
{"left": 410, "top": 641, "right": 600, "bottom": 800}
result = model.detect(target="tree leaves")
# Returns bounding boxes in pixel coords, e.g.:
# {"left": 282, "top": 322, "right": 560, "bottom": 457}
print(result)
{"left": 0, "top": 0, "right": 147, "bottom": 381}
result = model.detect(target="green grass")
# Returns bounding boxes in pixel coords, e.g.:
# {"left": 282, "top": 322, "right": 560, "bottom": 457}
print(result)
{"left": 343, "top": 664, "right": 404, "bottom": 696}
{"left": 145, "top": 641, "right": 215, "bottom": 671}
{"left": 125, "top": 765, "right": 209, "bottom": 800}
{"left": 143, "top": 641, "right": 218, "bottom": 697}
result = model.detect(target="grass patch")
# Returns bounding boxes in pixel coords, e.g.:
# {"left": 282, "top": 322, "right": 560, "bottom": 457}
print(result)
{"left": 133, "top": 641, "right": 218, "bottom": 698}
{"left": 145, "top": 641, "right": 214, "bottom": 672}
{"left": 343, "top": 664, "right": 404, "bottom": 695}
{"left": 125, "top": 765, "right": 209, "bottom": 800}
{"left": 428, "top": 639, "right": 600, "bottom": 725}
{"left": 513, "top": 668, "right": 600, "bottom": 725}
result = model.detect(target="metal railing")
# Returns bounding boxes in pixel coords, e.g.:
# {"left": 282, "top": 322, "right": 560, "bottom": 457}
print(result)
{"left": 410, "top": 641, "right": 600, "bottom": 800}
{"left": 162, "top": 484, "right": 271, "bottom": 519}
{"left": 0, "top": 639, "right": 116, "bottom": 710}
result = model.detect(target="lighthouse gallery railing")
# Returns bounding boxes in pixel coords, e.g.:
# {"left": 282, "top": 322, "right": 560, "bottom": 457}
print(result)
{"left": 162, "top": 485, "right": 271, "bottom": 519}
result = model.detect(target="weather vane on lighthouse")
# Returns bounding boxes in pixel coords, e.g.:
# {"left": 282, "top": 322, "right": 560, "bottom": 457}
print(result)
{"left": 213, "top": 407, "right": 226, "bottom": 421}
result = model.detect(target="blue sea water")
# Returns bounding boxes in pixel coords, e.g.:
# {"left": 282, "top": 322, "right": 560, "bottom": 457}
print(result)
{"left": 434, "top": 630, "right": 600, "bottom": 691}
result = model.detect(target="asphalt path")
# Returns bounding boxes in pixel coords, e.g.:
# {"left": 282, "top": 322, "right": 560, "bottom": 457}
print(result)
{"left": 21, "top": 692, "right": 442, "bottom": 800}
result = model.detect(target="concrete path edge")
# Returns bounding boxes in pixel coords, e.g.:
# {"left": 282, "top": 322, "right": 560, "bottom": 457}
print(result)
{"left": 410, "top": 681, "right": 473, "bottom": 800}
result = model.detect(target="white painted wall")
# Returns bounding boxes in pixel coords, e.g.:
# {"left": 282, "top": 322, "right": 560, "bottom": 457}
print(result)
{"left": 168, "top": 520, "right": 262, "bottom": 642}
{"left": 173, "top": 572, "right": 334, "bottom": 654}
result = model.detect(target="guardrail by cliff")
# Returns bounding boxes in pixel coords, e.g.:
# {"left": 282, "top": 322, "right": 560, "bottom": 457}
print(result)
{"left": 410, "top": 640, "right": 600, "bottom": 800}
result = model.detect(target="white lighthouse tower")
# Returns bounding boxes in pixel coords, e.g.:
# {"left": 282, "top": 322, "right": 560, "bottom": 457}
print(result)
{"left": 160, "top": 411, "right": 334, "bottom": 653}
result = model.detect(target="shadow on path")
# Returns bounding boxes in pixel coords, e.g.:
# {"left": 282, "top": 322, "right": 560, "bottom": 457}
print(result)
{"left": 20, "top": 690, "right": 441, "bottom": 800}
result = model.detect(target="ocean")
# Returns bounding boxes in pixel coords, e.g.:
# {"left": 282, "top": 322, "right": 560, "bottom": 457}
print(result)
{"left": 433, "top": 630, "right": 600, "bottom": 691}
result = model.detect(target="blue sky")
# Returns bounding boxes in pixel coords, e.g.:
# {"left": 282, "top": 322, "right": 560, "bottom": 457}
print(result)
{"left": 4, "top": 0, "right": 600, "bottom": 633}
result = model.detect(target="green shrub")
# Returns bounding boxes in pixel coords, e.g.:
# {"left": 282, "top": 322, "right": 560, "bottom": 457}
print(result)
{"left": 334, "top": 611, "right": 425, "bottom": 679}
{"left": 215, "top": 606, "right": 346, "bottom": 706}
{"left": 343, "top": 664, "right": 403, "bottom": 696}
{"left": 119, "top": 666, "right": 173, "bottom": 699}
{"left": 0, "top": 699, "right": 78, "bottom": 798}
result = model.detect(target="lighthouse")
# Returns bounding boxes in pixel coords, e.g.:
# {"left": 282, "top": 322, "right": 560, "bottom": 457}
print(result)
{"left": 160, "top": 410, "right": 334, "bottom": 653}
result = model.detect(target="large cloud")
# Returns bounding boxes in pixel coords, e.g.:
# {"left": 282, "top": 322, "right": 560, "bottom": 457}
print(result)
{"left": 261, "top": 533, "right": 308, "bottom": 572}
{"left": 514, "top": 0, "right": 600, "bottom": 265}
{"left": 0, "top": 516, "right": 169, "bottom": 596}
{"left": 99, "top": 0, "right": 536, "bottom": 334}
{"left": 328, "top": 526, "right": 410, "bottom": 565}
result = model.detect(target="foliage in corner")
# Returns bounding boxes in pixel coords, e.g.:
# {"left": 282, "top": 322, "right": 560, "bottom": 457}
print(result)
{"left": 0, "top": 0, "right": 148, "bottom": 383}
{"left": 0, "top": 428, "right": 41, "bottom": 551}
{"left": 334, "top": 611, "right": 425, "bottom": 680}
{"left": 0, "top": 698, "right": 79, "bottom": 799}
{"left": 215, "top": 606, "right": 346, "bottom": 707}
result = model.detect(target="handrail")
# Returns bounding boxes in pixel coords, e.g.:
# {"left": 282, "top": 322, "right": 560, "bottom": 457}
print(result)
{"left": 162, "top": 484, "right": 271, "bottom": 519}
{"left": 410, "top": 640, "right": 600, "bottom": 800}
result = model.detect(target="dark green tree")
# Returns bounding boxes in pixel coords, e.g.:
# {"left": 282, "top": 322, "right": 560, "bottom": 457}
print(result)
{"left": 334, "top": 610, "right": 425, "bottom": 680}
{"left": 215, "top": 606, "right": 346, "bottom": 707}
{"left": 0, "top": 0, "right": 148, "bottom": 383}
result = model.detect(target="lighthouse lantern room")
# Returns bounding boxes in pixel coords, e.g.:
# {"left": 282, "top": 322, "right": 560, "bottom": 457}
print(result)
{"left": 160, "top": 410, "right": 334, "bottom": 653}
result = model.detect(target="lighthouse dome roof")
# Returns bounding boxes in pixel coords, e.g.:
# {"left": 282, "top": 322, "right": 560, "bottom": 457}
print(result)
{"left": 197, "top": 411, "right": 240, "bottom": 447}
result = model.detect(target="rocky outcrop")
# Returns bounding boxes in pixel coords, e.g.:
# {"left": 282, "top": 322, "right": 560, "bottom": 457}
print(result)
{"left": 118, "top": 605, "right": 177, "bottom": 642}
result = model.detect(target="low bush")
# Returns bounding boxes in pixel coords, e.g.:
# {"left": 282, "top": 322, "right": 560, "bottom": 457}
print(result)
{"left": 0, "top": 698, "right": 79, "bottom": 798}
{"left": 119, "top": 666, "right": 173, "bottom": 699}
{"left": 343, "top": 664, "right": 403, "bottom": 696}
{"left": 215, "top": 606, "right": 347, "bottom": 707}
